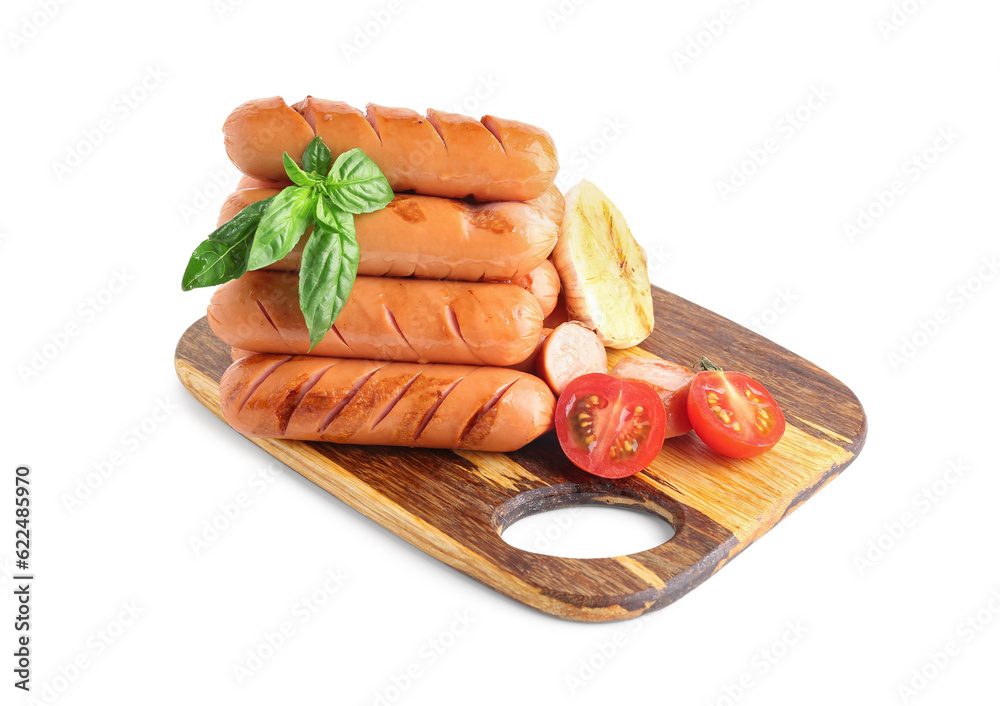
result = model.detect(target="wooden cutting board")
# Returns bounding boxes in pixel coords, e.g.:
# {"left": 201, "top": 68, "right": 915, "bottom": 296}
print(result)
{"left": 175, "top": 286, "right": 866, "bottom": 622}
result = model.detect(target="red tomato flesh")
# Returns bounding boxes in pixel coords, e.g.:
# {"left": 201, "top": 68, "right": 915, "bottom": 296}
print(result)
{"left": 687, "top": 368, "right": 785, "bottom": 458}
{"left": 555, "top": 374, "right": 666, "bottom": 478}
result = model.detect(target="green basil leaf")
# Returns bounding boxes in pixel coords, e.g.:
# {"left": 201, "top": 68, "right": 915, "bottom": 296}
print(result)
{"left": 247, "top": 186, "right": 318, "bottom": 271}
{"left": 299, "top": 198, "right": 360, "bottom": 350}
{"left": 323, "top": 148, "right": 394, "bottom": 215}
{"left": 283, "top": 152, "right": 321, "bottom": 187}
{"left": 180, "top": 197, "right": 272, "bottom": 291}
{"left": 302, "top": 136, "right": 332, "bottom": 177}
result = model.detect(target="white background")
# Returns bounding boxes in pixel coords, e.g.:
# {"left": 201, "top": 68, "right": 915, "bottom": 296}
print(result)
{"left": 2, "top": 0, "right": 998, "bottom": 704}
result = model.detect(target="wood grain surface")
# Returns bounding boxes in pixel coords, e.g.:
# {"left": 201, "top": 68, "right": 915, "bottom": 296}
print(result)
{"left": 175, "top": 286, "right": 866, "bottom": 622}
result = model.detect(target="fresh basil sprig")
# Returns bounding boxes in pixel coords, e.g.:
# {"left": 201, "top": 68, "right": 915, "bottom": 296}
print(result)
{"left": 181, "top": 197, "right": 273, "bottom": 291}
{"left": 300, "top": 197, "right": 360, "bottom": 350}
{"left": 180, "top": 137, "right": 393, "bottom": 349}
{"left": 302, "top": 137, "right": 332, "bottom": 176}
{"left": 323, "top": 149, "right": 397, "bottom": 214}
{"left": 282, "top": 153, "right": 322, "bottom": 187}
{"left": 246, "top": 186, "right": 318, "bottom": 270}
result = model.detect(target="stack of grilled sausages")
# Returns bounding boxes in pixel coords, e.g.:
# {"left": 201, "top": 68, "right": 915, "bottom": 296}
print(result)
{"left": 209, "top": 97, "right": 564, "bottom": 453}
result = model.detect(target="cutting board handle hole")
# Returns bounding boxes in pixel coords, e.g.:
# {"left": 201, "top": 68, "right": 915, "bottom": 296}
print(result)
{"left": 498, "top": 489, "right": 676, "bottom": 559}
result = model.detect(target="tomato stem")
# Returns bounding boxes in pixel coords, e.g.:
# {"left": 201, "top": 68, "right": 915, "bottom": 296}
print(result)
{"left": 695, "top": 356, "right": 724, "bottom": 373}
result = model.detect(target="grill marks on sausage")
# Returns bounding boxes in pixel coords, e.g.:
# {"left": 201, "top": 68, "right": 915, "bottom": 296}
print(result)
{"left": 448, "top": 198, "right": 518, "bottom": 235}
{"left": 466, "top": 206, "right": 513, "bottom": 234}
{"left": 254, "top": 297, "right": 294, "bottom": 351}
{"left": 329, "top": 322, "right": 354, "bottom": 353}
{"left": 317, "top": 366, "right": 384, "bottom": 435}
{"left": 255, "top": 297, "right": 279, "bottom": 331}
{"left": 445, "top": 303, "right": 463, "bottom": 339}
{"left": 459, "top": 379, "right": 518, "bottom": 445}
{"left": 412, "top": 377, "right": 464, "bottom": 443}
{"left": 291, "top": 99, "right": 319, "bottom": 134}
{"left": 365, "top": 106, "right": 383, "bottom": 145}
{"left": 237, "top": 356, "right": 294, "bottom": 412}
{"left": 387, "top": 197, "right": 426, "bottom": 223}
{"left": 481, "top": 117, "right": 508, "bottom": 155}
{"left": 219, "top": 350, "right": 554, "bottom": 450}
{"left": 276, "top": 361, "right": 337, "bottom": 435}
{"left": 383, "top": 304, "right": 420, "bottom": 360}
{"left": 426, "top": 113, "right": 449, "bottom": 152}
{"left": 444, "top": 303, "right": 484, "bottom": 364}
{"left": 369, "top": 372, "right": 422, "bottom": 432}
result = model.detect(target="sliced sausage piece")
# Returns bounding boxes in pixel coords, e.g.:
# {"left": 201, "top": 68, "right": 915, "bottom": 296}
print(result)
{"left": 218, "top": 188, "right": 558, "bottom": 282}
{"left": 231, "top": 347, "right": 255, "bottom": 362}
{"left": 208, "top": 271, "right": 544, "bottom": 366}
{"left": 220, "top": 354, "right": 556, "bottom": 452}
{"left": 610, "top": 357, "right": 695, "bottom": 439}
{"left": 536, "top": 322, "right": 608, "bottom": 395}
{"left": 509, "top": 259, "right": 561, "bottom": 318}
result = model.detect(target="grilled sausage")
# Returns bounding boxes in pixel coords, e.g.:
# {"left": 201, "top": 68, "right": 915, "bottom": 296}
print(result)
{"left": 232, "top": 176, "right": 565, "bottom": 225}
{"left": 223, "top": 96, "right": 559, "bottom": 201}
{"left": 208, "top": 271, "right": 543, "bottom": 366}
{"left": 218, "top": 188, "right": 558, "bottom": 281}
{"left": 232, "top": 341, "right": 556, "bottom": 377}
{"left": 220, "top": 354, "right": 555, "bottom": 452}
{"left": 236, "top": 174, "right": 290, "bottom": 190}
{"left": 511, "top": 259, "right": 561, "bottom": 318}
{"left": 231, "top": 347, "right": 255, "bottom": 362}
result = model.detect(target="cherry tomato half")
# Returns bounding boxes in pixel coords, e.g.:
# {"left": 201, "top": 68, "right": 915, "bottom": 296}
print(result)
{"left": 686, "top": 358, "right": 785, "bottom": 458}
{"left": 554, "top": 373, "right": 666, "bottom": 478}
